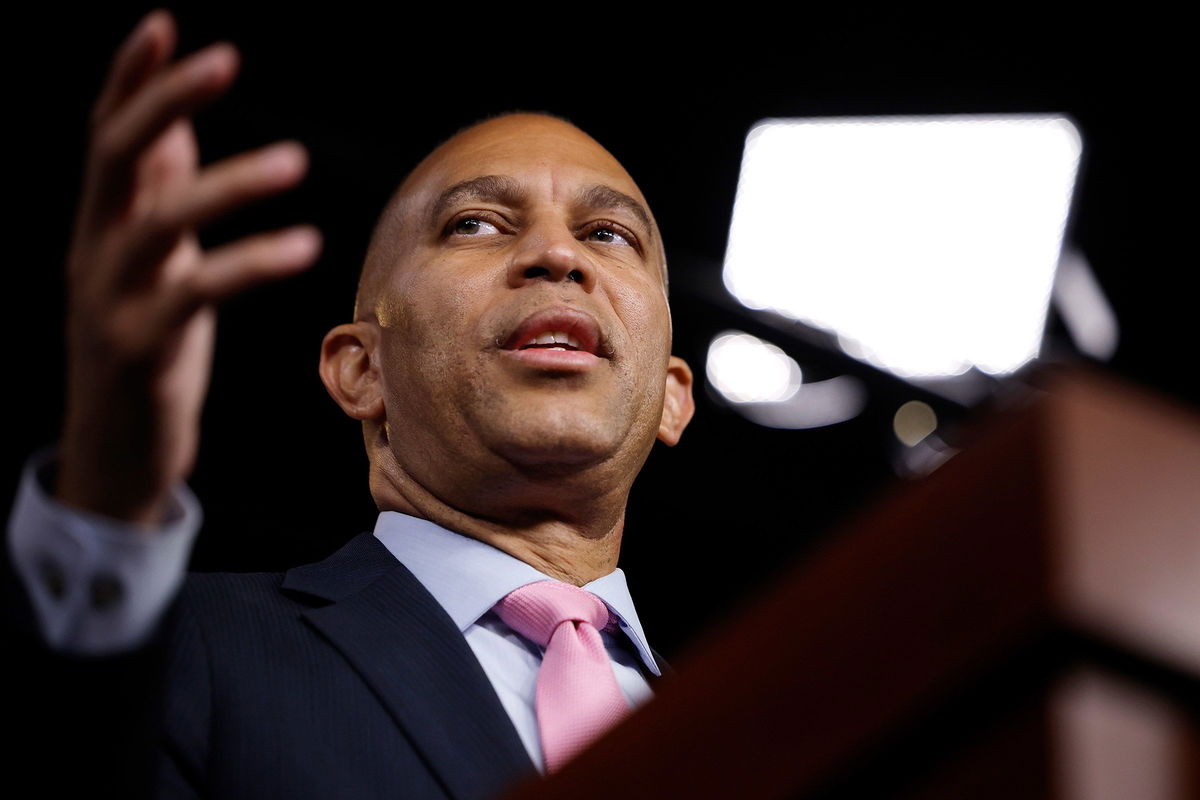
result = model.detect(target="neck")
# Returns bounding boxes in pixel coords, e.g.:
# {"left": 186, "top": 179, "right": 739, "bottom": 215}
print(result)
{"left": 368, "top": 450, "right": 629, "bottom": 586}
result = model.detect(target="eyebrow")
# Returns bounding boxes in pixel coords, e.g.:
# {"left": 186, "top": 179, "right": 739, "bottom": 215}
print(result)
{"left": 575, "top": 183, "right": 655, "bottom": 241}
{"left": 428, "top": 175, "right": 525, "bottom": 230}
{"left": 427, "top": 175, "right": 656, "bottom": 241}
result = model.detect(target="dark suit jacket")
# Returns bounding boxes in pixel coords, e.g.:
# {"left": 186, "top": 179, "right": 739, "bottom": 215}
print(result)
{"left": 157, "top": 531, "right": 537, "bottom": 799}
{"left": 9, "top": 527, "right": 666, "bottom": 798}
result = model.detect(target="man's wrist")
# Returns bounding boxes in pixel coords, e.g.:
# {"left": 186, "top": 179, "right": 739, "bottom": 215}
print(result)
{"left": 7, "top": 447, "right": 202, "bottom": 654}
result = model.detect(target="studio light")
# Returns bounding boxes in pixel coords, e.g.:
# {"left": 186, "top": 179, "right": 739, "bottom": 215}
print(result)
{"left": 723, "top": 114, "right": 1083, "bottom": 380}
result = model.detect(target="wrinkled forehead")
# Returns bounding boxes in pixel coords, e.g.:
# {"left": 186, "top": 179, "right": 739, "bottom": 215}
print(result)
{"left": 398, "top": 115, "right": 654, "bottom": 225}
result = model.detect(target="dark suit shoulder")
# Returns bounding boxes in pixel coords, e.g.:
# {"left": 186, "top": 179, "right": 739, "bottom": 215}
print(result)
{"left": 175, "top": 530, "right": 393, "bottom": 619}
{"left": 179, "top": 569, "right": 296, "bottom": 615}
{"left": 157, "top": 532, "right": 506, "bottom": 800}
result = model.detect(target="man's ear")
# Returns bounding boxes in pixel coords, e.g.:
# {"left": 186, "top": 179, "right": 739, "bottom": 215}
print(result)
{"left": 657, "top": 355, "right": 695, "bottom": 446}
{"left": 319, "top": 322, "right": 385, "bottom": 421}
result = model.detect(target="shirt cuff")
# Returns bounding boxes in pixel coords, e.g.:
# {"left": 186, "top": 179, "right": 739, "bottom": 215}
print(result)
{"left": 7, "top": 448, "right": 201, "bottom": 655}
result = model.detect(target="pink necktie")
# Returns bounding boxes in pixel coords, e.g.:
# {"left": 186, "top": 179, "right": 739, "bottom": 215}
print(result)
{"left": 493, "top": 581, "right": 630, "bottom": 773}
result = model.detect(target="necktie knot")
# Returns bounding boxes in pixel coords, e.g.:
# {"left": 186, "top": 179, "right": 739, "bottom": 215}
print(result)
{"left": 493, "top": 580, "right": 614, "bottom": 647}
{"left": 492, "top": 580, "right": 629, "bottom": 772}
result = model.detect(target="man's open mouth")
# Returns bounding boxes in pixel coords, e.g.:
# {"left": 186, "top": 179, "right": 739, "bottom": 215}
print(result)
{"left": 502, "top": 307, "right": 606, "bottom": 358}
{"left": 519, "top": 331, "right": 583, "bottom": 351}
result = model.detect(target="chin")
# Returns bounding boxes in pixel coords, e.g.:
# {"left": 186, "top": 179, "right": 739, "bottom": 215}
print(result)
{"left": 485, "top": 409, "right": 628, "bottom": 473}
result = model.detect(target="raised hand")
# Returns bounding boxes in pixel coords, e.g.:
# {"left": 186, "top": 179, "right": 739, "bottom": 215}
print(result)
{"left": 56, "top": 11, "right": 321, "bottom": 525}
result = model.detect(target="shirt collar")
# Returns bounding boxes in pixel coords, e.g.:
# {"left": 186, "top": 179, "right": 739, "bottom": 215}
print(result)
{"left": 373, "top": 511, "right": 660, "bottom": 676}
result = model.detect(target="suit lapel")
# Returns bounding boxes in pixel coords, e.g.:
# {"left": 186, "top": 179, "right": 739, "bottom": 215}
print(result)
{"left": 283, "top": 534, "right": 534, "bottom": 800}
{"left": 649, "top": 646, "right": 674, "bottom": 682}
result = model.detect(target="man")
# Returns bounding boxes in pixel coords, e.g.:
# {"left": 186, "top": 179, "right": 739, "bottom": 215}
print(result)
{"left": 7, "top": 10, "right": 694, "bottom": 798}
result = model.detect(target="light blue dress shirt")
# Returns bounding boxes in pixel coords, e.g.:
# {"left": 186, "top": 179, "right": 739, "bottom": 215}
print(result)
{"left": 373, "top": 511, "right": 659, "bottom": 772}
{"left": 8, "top": 452, "right": 660, "bottom": 772}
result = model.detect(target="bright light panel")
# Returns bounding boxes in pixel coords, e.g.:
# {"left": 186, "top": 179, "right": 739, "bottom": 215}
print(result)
{"left": 723, "top": 115, "right": 1082, "bottom": 378}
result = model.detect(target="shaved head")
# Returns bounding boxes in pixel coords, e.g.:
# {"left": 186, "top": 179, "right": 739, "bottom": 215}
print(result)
{"left": 353, "top": 113, "right": 667, "bottom": 325}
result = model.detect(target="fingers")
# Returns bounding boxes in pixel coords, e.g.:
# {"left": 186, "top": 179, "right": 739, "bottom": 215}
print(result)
{"left": 165, "top": 141, "right": 310, "bottom": 231}
{"left": 118, "top": 141, "right": 311, "bottom": 285}
{"left": 58, "top": 13, "right": 322, "bottom": 521}
{"left": 89, "top": 42, "right": 240, "bottom": 204}
{"left": 74, "top": 16, "right": 323, "bottom": 336}
{"left": 165, "top": 226, "right": 323, "bottom": 322}
{"left": 92, "top": 10, "right": 177, "bottom": 127}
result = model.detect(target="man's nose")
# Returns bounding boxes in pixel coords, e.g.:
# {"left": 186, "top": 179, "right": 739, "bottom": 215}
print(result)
{"left": 506, "top": 225, "right": 596, "bottom": 292}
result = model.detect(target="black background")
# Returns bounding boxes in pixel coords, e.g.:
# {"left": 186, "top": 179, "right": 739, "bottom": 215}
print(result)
{"left": 7, "top": 5, "right": 1193, "bottom": 658}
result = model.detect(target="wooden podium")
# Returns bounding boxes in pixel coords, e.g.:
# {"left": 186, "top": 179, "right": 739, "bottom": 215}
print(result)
{"left": 506, "top": 371, "right": 1200, "bottom": 799}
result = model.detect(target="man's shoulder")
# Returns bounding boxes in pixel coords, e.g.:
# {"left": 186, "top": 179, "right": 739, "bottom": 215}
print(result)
{"left": 170, "top": 570, "right": 301, "bottom": 654}
{"left": 161, "top": 530, "right": 447, "bottom": 687}
{"left": 176, "top": 530, "right": 400, "bottom": 617}
{"left": 180, "top": 568, "right": 290, "bottom": 608}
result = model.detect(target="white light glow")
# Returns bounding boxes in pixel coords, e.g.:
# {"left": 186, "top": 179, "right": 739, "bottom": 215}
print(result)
{"left": 734, "top": 375, "right": 866, "bottom": 430}
{"left": 723, "top": 115, "right": 1082, "bottom": 378}
{"left": 706, "top": 331, "right": 802, "bottom": 403}
{"left": 1053, "top": 248, "right": 1120, "bottom": 361}
{"left": 706, "top": 331, "right": 864, "bottom": 428}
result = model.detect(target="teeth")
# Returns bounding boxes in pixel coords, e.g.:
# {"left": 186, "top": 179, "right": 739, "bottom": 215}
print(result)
{"left": 529, "top": 331, "right": 582, "bottom": 349}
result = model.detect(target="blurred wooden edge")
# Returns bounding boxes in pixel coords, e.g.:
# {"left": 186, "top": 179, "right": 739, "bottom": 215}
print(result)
{"left": 503, "top": 368, "right": 1200, "bottom": 800}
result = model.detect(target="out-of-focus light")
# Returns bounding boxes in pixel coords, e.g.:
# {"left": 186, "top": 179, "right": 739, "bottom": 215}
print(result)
{"left": 893, "top": 400, "right": 938, "bottom": 446}
{"left": 1053, "top": 247, "right": 1120, "bottom": 361}
{"left": 723, "top": 114, "right": 1082, "bottom": 379}
{"left": 707, "top": 331, "right": 865, "bottom": 428}
{"left": 735, "top": 375, "right": 866, "bottom": 430}
{"left": 706, "top": 331, "right": 802, "bottom": 403}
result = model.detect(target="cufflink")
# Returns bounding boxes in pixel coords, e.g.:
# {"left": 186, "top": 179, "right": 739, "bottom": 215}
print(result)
{"left": 88, "top": 573, "right": 125, "bottom": 611}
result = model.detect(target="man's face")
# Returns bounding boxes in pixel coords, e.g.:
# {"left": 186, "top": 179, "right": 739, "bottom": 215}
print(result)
{"left": 371, "top": 115, "right": 685, "bottom": 504}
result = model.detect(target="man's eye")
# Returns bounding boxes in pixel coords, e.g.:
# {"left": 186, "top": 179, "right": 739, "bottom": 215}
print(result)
{"left": 586, "top": 226, "right": 630, "bottom": 246}
{"left": 452, "top": 218, "right": 499, "bottom": 236}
